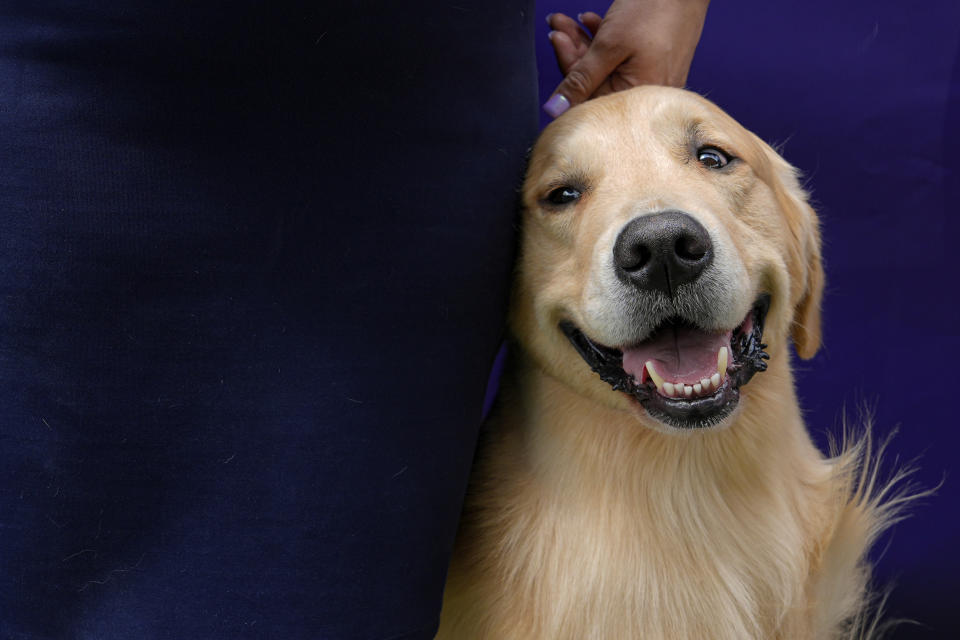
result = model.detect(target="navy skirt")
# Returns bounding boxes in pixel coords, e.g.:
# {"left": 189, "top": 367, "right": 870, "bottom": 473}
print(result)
{"left": 0, "top": 1, "right": 538, "bottom": 637}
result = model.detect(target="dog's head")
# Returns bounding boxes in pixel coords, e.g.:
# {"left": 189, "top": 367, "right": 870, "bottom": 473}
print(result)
{"left": 511, "top": 86, "right": 823, "bottom": 433}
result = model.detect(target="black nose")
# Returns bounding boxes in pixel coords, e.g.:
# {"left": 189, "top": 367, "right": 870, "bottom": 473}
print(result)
{"left": 612, "top": 211, "right": 713, "bottom": 295}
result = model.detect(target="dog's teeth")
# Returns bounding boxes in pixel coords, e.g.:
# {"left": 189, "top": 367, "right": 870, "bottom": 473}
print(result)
{"left": 683, "top": 385, "right": 693, "bottom": 397}
{"left": 700, "top": 377, "right": 712, "bottom": 392}
{"left": 693, "top": 383, "right": 702, "bottom": 394}
{"left": 663, "top": 382, "right": 676, "bottom": 396}
{"left": 711, "top": 372, "right": 721, "bottom": 389}
{"left": 717, "top": 346, "right": 729, "bottom": 378}
{"left": 645, "top": 361, "right": 664, "bottom": 391}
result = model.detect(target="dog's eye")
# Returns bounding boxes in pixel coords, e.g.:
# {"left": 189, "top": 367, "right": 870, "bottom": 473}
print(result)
{"left": 545, "top": 186, "right": 582, "bottom": 206}
{"left": 697, "top": 147, "right": 731, "bottom": 169}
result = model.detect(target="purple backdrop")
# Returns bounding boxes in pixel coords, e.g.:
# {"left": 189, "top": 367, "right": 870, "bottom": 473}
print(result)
{"left": 532, "top": 2, "right": 959, "bottom": 637}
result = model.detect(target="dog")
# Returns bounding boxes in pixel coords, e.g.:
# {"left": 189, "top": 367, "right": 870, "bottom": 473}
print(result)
{"left": 437, "top": 86, "right": 909, "bottom": 639}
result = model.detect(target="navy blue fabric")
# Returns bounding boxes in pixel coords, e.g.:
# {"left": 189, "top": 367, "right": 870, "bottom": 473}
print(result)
{"left": 534, "top": 2, "right": 959, "bottom": 638}
{"left": 0, "top": 1, "right": 537, "bottom": 637}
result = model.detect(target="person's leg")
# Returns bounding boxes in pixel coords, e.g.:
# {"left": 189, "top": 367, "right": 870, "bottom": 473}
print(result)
{"left": 0, "top": 2, "right": 537, "bottom": 637}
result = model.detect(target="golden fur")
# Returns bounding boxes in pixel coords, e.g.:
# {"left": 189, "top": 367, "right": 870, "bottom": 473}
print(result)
{"left": 437, "top": 87, "right": 909, "bottom": 640}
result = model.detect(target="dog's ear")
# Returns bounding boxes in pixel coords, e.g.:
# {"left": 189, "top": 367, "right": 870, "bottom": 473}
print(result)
{"left": 790, "top": 200, "right": 824, "bottom": 359}
{"left": 773, "top": 158, "right": 825, "bottom": 360}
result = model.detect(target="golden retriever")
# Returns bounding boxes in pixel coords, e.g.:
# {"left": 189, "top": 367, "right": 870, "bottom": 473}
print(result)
{"left": 437, "top": 86, "right": 909, "bottom": 640}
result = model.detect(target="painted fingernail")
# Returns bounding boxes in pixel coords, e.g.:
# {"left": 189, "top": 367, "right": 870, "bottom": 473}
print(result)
{"left": 542, "top": 94, "right": 571, "bottom": 118}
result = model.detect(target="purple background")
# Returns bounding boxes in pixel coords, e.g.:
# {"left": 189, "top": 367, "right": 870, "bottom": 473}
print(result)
{"left": 533, "top": 2, "right": 959, "bottom": 637}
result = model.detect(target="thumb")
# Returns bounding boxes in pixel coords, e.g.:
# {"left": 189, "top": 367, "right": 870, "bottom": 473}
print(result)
{"left": 543, "top": 45, "right": 621, "bottom": 118}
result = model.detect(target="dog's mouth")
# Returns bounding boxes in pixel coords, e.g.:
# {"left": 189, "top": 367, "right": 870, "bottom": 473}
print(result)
{"left": 560, "top": 295, "right": 771, "bottom": 430}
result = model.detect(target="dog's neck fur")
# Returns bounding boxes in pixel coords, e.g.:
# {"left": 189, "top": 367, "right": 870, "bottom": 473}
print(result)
{"left": 439, "top": 348, "right": 875, "bottom": 640}
{"left": 505, "top": 349, "right": 816, "bottom": 496}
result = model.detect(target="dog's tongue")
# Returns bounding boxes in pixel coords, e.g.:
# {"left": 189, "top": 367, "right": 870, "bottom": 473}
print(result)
{"left": 622, "top": 325, "right": 732, "bottom": 385}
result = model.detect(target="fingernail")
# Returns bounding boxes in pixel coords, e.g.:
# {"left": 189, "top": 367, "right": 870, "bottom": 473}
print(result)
{"left": 577, "top": 13, "right": 584, "bottom": 22}
{"left": 545, "top": 13, "right": 554, "bottom": 25}
{"left": 542, "top": 94, "right": 571, "bottom": 118}
{"left": 547, "top": 30, "right": 557, "bottom": 40}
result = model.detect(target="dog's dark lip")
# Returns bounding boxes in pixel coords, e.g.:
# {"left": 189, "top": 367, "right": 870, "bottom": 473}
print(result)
{"left": 560, "top": 295, "right": 771, "bottom": 430}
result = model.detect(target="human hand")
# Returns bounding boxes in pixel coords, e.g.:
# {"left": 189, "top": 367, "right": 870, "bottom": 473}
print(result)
{"left": 543, "top": 0, "right": 710, "bottom": 117}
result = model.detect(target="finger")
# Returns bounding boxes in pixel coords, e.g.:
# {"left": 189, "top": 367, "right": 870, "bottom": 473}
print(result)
{"left": 548, "top": 30, "right": 585, "bottom": 76}
{"left": 546, "top": 12, "right": 592, "bottom": 54}
{"left": 589, "top": 76, "right": 617, "bottom": 99}
{"left": 544, "top": 44, "right": 623, "bottom": 117}
{"left": 577, "top": 11, "right": 603, "bottom": 37}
